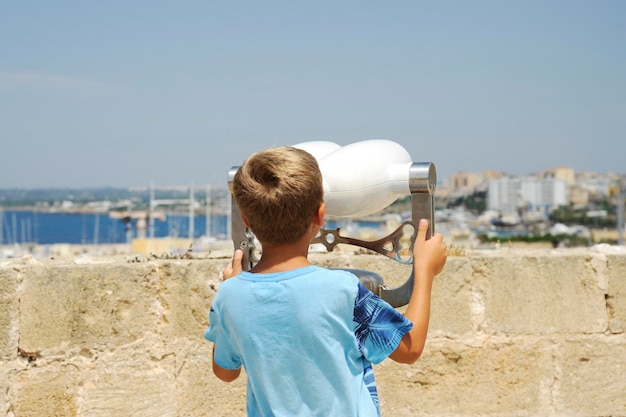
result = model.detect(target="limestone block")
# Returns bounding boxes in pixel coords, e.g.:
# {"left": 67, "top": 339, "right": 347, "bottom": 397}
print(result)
{"left": 471, "top": 252, "right": 607, "bottom": 334}
{"left": 174, "top": 339, "right": 247, "bottom": 417}
{"left": 157, "top": 260, "right": 221, "bottom": 341}
{"left": 0, "top": 368, "right": 8, "bottom": 417}
{"left": 0, "top": 266, "right": 18, "bottom": 360}
{"left": 81, "top": 352, "right": 178, "bottom": 417}
{"left": 558, "top": 335, "right": 626, "bottom": 416}
{"left": 429, "top": 257, "right": 473, "bottom": 337}
{"left": 607, "top": 254, "right": 626, "bottom": 333}
{"left": 19, "top": 262, "right": 160, "bottom": 352}
{"left": 375, "top": 337, "right": 555, "bottom": 417}
{"left": 10, "top": 363, "right": 79, "bottom": 417}
{"left": 392, "top": 257, "right": 473, "bottom": 337}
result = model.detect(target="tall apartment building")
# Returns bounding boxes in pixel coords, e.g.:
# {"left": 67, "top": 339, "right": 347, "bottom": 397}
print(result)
{"left": 488, "top": 177, "right": 569, "bottom": 215}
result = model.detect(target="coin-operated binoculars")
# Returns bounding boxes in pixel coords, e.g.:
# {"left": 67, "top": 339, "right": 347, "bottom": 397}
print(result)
{"left": 228, "top": 139, "right": 436, "bottom": 307}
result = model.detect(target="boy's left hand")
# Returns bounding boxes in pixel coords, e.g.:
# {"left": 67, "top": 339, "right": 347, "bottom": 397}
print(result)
{"left": 222, "top": 249, "right": 244, "bottom": 280}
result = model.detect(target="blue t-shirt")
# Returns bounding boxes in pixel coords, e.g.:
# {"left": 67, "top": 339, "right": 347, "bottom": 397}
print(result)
{"left": 204, "top": 265, "right": 413, "bottom": 417}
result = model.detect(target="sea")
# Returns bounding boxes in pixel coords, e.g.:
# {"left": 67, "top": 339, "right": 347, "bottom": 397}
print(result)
{"left": 0, "top": 210, "right": 229, "bottom": 246}
{"left": 0, "top": 209, "right": 393, "bottom": 247}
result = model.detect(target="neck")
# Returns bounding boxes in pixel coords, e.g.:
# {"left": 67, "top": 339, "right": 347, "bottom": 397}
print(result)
{"left": 251, "top": 232, "right": 315, "bottom": 274}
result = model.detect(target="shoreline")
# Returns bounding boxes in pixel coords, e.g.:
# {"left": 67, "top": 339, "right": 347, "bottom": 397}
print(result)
{"left": 0, "top": 238, "right": 234, "bottom": 260}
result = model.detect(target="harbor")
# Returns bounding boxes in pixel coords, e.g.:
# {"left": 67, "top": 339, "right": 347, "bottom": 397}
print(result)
{"left": 2, "top": 168, "right": 625, "bottom": 259}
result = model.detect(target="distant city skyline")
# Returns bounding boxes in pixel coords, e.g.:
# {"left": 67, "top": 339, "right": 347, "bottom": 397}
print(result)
{"left": 0, "top": 161, "right": 621, "bottom": 193}
{"left": 1, "top": 1, "right": 624, "bottom": 189}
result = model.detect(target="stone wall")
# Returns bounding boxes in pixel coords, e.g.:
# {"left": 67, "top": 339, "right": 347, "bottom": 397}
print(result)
{"left": 1, "top": 245, "right": 625, "bottom": 417}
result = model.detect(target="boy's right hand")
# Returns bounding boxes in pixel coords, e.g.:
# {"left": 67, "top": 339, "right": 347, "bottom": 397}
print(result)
{"left": 222, "top": 249, "right": 244, "bottom": 280}
{"left": 413, "top": 219, "right": 447, "bottom": 277}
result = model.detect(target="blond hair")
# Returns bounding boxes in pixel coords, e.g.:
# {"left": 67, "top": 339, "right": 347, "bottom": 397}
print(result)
{"left": 233, "top": 146, "right": 324, "bottom": 247}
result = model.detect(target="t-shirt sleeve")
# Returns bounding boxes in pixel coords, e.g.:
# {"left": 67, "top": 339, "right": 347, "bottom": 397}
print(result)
{"left": 353, "top": 282, "right": 414, "bottom": 364}
{"left": 204, "top": 303, "right": 242, "bottom": 370}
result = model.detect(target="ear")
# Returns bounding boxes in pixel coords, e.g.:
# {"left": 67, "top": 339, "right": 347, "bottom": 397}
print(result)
{"left": 241, "top": 215, "right": 251, "bottom": 228}
{"left": 314, "top": 202, "right": 326, "bottom": 227}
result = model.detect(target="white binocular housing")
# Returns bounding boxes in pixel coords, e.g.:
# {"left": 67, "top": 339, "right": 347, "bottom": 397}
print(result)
{"left": 293, "top": 139, "right": 415, "bottom": 218}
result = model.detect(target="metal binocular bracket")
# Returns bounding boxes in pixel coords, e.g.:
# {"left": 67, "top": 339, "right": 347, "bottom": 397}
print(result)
{"left": 228, "top": 162, "right": 436, "bottom": 308}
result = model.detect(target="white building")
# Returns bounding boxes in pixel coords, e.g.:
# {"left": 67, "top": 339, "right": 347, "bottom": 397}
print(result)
{"left": 577, "top": 176, "right": 612, "bottom": 197}
{"left": 488, "top": 177, "right": 569, "bottom": 215}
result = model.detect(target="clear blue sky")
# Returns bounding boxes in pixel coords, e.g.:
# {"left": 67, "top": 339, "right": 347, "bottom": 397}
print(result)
{"left": 1, "top": 1, "right": 624, "bottom": 189}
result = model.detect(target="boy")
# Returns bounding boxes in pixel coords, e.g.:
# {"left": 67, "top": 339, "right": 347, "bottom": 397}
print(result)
{"left": 205, "top": 146, "right": 446, "bottom": 416}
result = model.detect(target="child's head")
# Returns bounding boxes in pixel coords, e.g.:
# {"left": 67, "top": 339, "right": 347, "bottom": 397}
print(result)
{"left": 233, "top": 146, "right": 324, "bottom": 247}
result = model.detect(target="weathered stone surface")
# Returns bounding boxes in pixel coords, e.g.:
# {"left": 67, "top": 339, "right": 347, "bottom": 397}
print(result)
{"left": 0, "top": 367, "right": 9, "bottom": 417}
{"left": 19, "top": 262, "right": 161, "bottom": 352}
{"left": 376, "top": 336, "right": 554, "bottom": 417}
{"left": 606, "top": 253, "right": 626, "bottom": 333}
{"left": 80, "top": 353, "right": 178, "bottom": 417}
{"left": 558, "top": 335, "right": 626, "bottom": 416}
{"left": 471, "top": 251, "right": 608, "bottom": 335}
{"left": 0, "top": 266, "right": 18, "bottom": 360}
{"left": 175, "top": 340, "right": 248, "bottom": 417}
{"left": 157, "top": 260, "right": 221, "bottom": 340}
{"left": 429, "top": 257, "right": 473, "bottom": 337}
{"left": 0, "top": 248, "right": 624, "bottom": 416}
{"left": 10, "top": 363, "right": 79, "bottom": 417}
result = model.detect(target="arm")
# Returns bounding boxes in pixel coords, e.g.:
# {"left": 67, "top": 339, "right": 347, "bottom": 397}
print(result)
{"left": 211, "top": 249, "right": 244, "bottom": 383}
{"left": 212, "top": 346, "right": 242, "bottom": 382}
{"left": 389, "top": 219, "right": 446, "bottom": 364}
